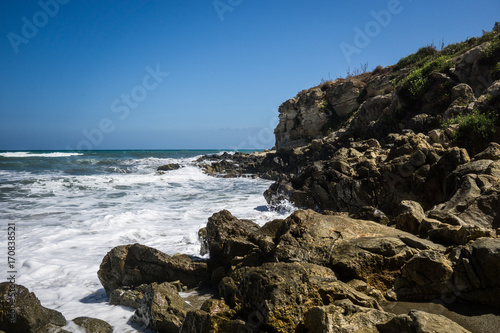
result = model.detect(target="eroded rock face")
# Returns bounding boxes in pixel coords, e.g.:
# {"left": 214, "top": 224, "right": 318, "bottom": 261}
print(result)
{"left": 304, "top": 303, "right": 395, "bottom": 333}
{"left": 132, "top": 282, "right": 191, "bottom": 333}
{"left": 377, "top": 309, "right": 471, "bottom": 333}
{"left": 219, "top": 262, "right": 381, "bottom": 333}
{"left": 0, "top": 283, "right": 67, "bottom": 333}
{"left": 451, "top": 237, "right": 500, "bottom": 307}
{"left": 97, "top": 243, "right": 208, "bottom": 296}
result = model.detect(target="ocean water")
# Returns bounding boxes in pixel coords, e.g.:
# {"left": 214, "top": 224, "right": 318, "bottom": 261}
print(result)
{"left": 0, "top": 150, "right": 295, "bottom": 332}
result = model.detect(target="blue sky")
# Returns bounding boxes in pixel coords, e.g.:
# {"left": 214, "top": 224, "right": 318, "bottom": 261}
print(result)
{"left": 1, "top": 0, "right": 499, "bottom": 150}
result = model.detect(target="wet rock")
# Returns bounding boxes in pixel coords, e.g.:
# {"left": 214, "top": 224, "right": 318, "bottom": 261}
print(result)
{"left": 132, "top": 282, "right": 191, "bottom": 333}
{"left": 72, "top": 317, "right": 113, "bottom": 333}
{"left": 0, "top": 283, "right": 66, "bottom": 333}
{"left": 157, "top": 163, "right": 181, "bottom": 171}
{"left": 97, "top": 243, "right": 208, "bottom": 296}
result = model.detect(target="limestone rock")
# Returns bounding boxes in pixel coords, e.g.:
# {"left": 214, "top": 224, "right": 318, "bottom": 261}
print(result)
{"left": 132, "top": 282, "right": 191, "bottom": 333}
{"left": 222, "top": 261, "right": 382, "bottom": 333}
{"left": 377, "top": 309, "right": 471, "bottom": 333}
{"left": 273, "top": 210, "right": 443, "bottom": 290}
{"left": 200, "top": 210, "right": 260, "bottom": 276}
{"left": 97, "top": 243, "right": 208, "bottom": 296}
{"left": 395, "top": 250, "right": 454, "bottom": 300}
{"left": 304, "top": 303, "right": 395, "bottom": 333}
{"left": 0, "top": 283, "right": 66, "bottom": 333}
{"left": 72, "top": 317, "right": 113, "bottom": 333}
{"left": 394, "top": 200, "right": 425, "bottom": 235}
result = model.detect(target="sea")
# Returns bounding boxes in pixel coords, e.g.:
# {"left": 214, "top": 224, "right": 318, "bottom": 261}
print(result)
{"left": 0, "top": 150, "right": 295, "bottom": 332}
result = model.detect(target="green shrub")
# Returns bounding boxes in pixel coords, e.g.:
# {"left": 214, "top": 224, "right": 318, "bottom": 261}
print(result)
{"left": 396, "top": 45, "right": 437, "bottom": 69}
{"left": 402, "top": 55, "right": 452, "bottom": 101}
{"left": 482, "top": 35, "right": 500, "bottom": 65}
{"left": 445, "top": 109, "right": 496, "bottom": 141}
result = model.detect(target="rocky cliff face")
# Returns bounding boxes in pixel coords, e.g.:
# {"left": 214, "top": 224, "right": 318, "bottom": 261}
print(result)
{"left": 274, "top": 30, "right": 500, "bottom": 152}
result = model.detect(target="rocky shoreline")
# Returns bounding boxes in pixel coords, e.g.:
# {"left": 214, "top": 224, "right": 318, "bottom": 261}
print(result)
{"left": 2, "top": 27, "right": 500, "bottom": 333}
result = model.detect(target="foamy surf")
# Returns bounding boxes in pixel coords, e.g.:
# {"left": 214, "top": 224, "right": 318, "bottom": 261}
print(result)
{"left": 0, "top": 150, "right": 295, "bottom": 332}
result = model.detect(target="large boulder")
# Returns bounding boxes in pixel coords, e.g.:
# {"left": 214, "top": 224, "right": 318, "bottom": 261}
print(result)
{"left": 273, "top": 210, "right": 444, "bottom": 290}
{"left": 97, "top": 243, "right": 208, "bottom": 296}
{"left": 0, "top": 283, "right": 66, "bottom": 333}
{"left": 132, "top": 282, "right": 191, "bottom": 333}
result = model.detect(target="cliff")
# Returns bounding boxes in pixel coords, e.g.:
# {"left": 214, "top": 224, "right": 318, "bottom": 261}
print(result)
{"left": 275, "top": 26, "right": 500, "bottom": 152}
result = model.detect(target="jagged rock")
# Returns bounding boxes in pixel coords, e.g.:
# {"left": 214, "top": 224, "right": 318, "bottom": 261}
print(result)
{"left": 73, "top": 317, "right": 113, "bottom": 333}
{"left": 451, "top": 42, "right": 492, "bottom": 96}
{"left": 304, "top": 303, "right": 395, "bottom": 333}
{"left": 180, "top": 309, "right": 245, "bottom": 333}
{"left": 325, "top": 78, "right": 365, "bottom": 117}
{"left": 474, "top": 142, "right": 500, "bottom": 161}
{"left": 394, "top": 200, "right": 425, "bottom": 235}
{"left": 220, "top": 261, "right": 382, "bottom": 333}
{"left": 199, "top": 210, "right": 260, "bottom": 277}
{"left": 351, "top": 95, "right": 393, "bottom": 138}
{"left": 275, "top": 88, "right": 330, "bottom": 150}
{"left": 132, "top": 282, "right": 191, "bottom": 333}
{"left": 377, "top": 309, "right": 471, "bottom": 333}
{"left": 452, "top": 238, "right": 500, "bottom": 307}
{"left": 394, "top": 250, "right": 454, "bottom": 300}
{"left": 109, "top": 284, "right": 149, "bottom": 309}
{"left": 157, "top": 163, "right": 181, "bottom": 171}
{"left": 0, "top": 283, "right": 66, "bottom": 333}
{"left": 97, "top": 243, "right": 208, "bottom": 296}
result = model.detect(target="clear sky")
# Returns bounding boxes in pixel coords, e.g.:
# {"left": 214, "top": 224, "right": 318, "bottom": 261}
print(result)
{"left": 1, "top": 0, "right": 499, "bottom": 150}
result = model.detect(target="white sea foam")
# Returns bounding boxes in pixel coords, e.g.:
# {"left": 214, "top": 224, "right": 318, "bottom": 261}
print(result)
{"left": 0, "top": 153, "right": 295, "bottom": 332}
{"left": 0, "top": 152, "right": 84, "bottom": 158}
